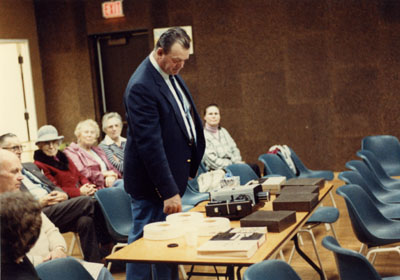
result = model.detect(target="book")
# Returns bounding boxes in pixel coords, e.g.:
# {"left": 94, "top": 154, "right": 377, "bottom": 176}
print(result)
{"left": 197, "top": 227, "right": 267, "bottom": 259}
{"left": 246, "top": 176, "right": 286, "bottom": 194}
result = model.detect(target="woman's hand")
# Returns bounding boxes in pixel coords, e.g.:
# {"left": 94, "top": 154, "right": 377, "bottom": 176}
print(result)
{"left": 103, "top": 171, "right": 118, "bottom": 187}
{"left": 43, "top": 247, "right": 67, "bottom": 262}
{"left": 80, "top": 183, "right": 97, "bottom": 196}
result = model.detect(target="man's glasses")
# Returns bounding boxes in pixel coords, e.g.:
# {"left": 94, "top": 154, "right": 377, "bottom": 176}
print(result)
{"left": 2, "top": 145, "right": 24, "bottom": 152}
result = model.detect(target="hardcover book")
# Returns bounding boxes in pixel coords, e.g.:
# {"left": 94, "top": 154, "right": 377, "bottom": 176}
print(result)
{"left": 197, "top": 227, "right": 266, "bottom": 259}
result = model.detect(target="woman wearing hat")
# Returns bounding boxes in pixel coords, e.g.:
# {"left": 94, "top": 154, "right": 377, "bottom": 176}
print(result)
{"left": 33, "top": 125, "right": 97, "bottom": 197}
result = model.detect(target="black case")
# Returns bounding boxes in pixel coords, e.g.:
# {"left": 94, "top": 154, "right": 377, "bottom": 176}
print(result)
{"left": 205, "top": 200, "right": 255, "bottom": 220}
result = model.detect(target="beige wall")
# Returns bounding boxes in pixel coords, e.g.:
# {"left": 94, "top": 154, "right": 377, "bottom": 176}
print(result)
{"left": 0, "top": 0, "right": 47, "bottom": 128}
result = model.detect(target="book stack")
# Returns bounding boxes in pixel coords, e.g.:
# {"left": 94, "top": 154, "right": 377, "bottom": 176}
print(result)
{"left": 197, "top": 227, "right": 267, "bottom": 259}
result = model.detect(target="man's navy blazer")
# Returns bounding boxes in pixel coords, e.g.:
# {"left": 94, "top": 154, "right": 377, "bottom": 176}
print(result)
{"left": 123, "top": 56, "right": 205, "bottom": 201}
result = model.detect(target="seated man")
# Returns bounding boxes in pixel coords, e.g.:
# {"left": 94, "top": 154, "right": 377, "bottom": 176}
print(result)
{"left": 0, "top": 149, "right": 114, "bottom": 280}
{"left": 0, "top": 134, "right": 112, "bottom": 263}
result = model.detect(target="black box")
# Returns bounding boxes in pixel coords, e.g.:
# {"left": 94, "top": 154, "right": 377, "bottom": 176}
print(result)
{"left": 205, "top": 200, "right": 255, "bottom": 220}
{"left": 240, "top": 210, "right": 297, "bottom": 232}
{"left": 276, "top": 185, "right": 320, "bottom": 197}
{"left": 272, "top": 193, "right": 319, "bottom": 212}
{"left": 282, "top": 178, "right": 325, "bottom": 189}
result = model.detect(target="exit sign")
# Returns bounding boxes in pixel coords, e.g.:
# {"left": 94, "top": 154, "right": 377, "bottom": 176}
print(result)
{"left": 102, "top": 1, "right": 124, "bottom": 19}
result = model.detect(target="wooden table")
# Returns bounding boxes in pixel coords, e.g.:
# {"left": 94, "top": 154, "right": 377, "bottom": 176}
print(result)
{"left": 107, "top": 182, "right": 334, "bottom": 279}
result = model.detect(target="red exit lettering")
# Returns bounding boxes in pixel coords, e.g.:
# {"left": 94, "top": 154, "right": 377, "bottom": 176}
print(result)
{"left": 102, "top": 1, "right": 124, "bottom": 19}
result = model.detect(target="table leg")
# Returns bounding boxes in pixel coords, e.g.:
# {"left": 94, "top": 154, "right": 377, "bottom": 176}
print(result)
{"left": 226, "top": 265, "right": 234, "bottom": 280}
{"left": 292, "top": 234, "right": 325, "bottom": 280}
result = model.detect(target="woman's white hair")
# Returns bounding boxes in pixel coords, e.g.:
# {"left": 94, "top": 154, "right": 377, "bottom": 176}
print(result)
{"left": 74, "top": 119, "right": 100, "bottom": 139}
{"left": 101, "top": 112, "right": 122, "bottom": 132}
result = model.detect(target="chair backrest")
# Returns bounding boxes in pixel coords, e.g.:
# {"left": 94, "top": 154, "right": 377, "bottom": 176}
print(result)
{"left": 198, "top": 161, "right": 208, "bottom": 175}
{"left": 361, "top": 135, "right": 400, "bottom": 176}
{"left": 345, "top": 160, "right": 387, "bottom": 194}
{"left": 356, "top": 150, "right": 392, "bottom": 182}
{"left": 224, "top": 163, "right": 259, "bottom": 185}
{"left": 258, "top": 153, "right": 296, "bottom": 178}
{"left": 288, "top": 147, "right": 308, "bottom": 173}
{"left": 338, "top": 171, "right": 385, "bottom": 206}
{"left": 35, "top": 257, "right": 94, "bottom": 280}
{"left": 94, "top": 187, "right": 132, "bottom": 242}
{"left": 181, "top": 178, "right": 210, "bottom": 206}
{"left": 244, "top": 259, "right": 302, "bottom": 280}
{"left": 321, "top": 236, "right": 381, "bottom": 280}
{"left": 336, "top": 184, "right": 393, "bottom": 246}
{"left": 289, "top": 147, "right": 334, "bottom": 180}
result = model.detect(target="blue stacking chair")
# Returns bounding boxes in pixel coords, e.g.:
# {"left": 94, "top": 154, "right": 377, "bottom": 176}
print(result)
{"left": 36, "top": 257, "right": 94, "bottom": 280}
{"left": 181, "top": 178, "right": 210, "bottom": 211}
{"left": 322, "top": 236, "right": 400, "bottom": 280}
{"left": 224, "top": 163, "right": 259, "bottom": 185}
{"left": 338, "top": 171, "right": 400, "bottom": 220}
{"left": 336, "top": 184, "right": 400, "bottom": 260}
{"left": 95, "top": 187, "right": 132, "bottom": 270}
{"left": 258, "top": 153, "right": 296, "bottom": 179}
{"left": 244, "top": 259, "right": 302, "bottom": 280}
{"left": 345, "top": 160, "right": 400, "bottom": 203}
{"left": 362, "top": 135, "right": 400, "bottom": 176}
{"left": 198, "top": 161, "right": 208, "bottom": 176}
{"left": 356, "top": 150, "right": 400, "bottom": 190}
{"left": 289, "top": 148, "right": 334, "bottom": 180}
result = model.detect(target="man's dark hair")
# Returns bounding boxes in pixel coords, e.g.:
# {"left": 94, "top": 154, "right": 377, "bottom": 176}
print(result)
{"left": 1, "top": 191, "right": 42, "bottom": 263}
{"left": 0, "top": 133, "right": 17, "bottom": 146}
{"left": 155, "top": 27, "right": 191, "bottom": 54}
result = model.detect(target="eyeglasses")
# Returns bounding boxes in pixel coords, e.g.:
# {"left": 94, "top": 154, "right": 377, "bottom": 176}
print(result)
{"left": 2, "top": 145, "right": 24, "bottom": 152}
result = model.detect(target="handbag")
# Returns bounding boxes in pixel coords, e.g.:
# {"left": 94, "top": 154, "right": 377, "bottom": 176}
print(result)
{"left": 197, "top": 169, "right": 226, "bottom": 192}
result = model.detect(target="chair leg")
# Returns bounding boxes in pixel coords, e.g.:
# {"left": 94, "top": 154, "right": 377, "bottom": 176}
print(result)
{"left": 179, "top": 265, "right": 188, "bottom": 280}
{"left": 279, "top": 249, "right": 286, "bottom": 261}
{"left": 359, "top": 243, "right": 366, "bottom": 254}
{"left": 330, "top": 223, "right": 338, "bottom": 240}
{"left": 288, "top": 233, "right": 305, "bottom": 264}
{"left": 329, "top": 191, "right": 337, "bottom": 208}
{"left": 67, "top": 233, "right": 76, "bottom": 256}
{"left": 107, "top": 243, "right": 127, "bottom": 271}
{"left": 366, "top": 246, "right": 400, "bottom": 263}
{"left": 299, "top": 228, "right": 327, "bottom": 280}
{"left": 68, "top": 233, "right": 84, "bottom": 257}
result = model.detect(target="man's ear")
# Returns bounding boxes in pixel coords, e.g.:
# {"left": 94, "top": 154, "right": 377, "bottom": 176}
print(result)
{"left": 156, "top": 47, "right": 164, "bottom": 57}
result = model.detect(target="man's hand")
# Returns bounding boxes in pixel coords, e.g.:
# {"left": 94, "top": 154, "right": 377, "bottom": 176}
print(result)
{"left": 43, "top": 247, "right": 67, "bottom": 262}
{"left": 39, "top": 191, "right": 68, "bottom": 207}
{"left": 163, "top": 194, "right": 182, "bottom": 214}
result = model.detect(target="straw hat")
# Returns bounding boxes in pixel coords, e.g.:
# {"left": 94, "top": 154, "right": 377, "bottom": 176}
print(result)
{"left": 35, "top": 125, "right": 64, "bottom": 145}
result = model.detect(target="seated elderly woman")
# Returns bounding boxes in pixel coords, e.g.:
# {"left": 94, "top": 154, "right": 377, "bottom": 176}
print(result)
{"left": 99, "top": 112, "right": 126, "bottom": 174}
{"left": 34, "top": 125, "right": 97, "bottom": 197}
{"left": 64, "top": 119, "right": 122, "bottom": 189}
{"left": 1, "top": 191, "right": 42, "bottom": 280}
{"left": 202, "top": 103, "right": 260, "bottom": 176}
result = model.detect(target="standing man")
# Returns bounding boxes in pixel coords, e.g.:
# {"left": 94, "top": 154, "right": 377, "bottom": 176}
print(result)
{"left": 123, "top": 27, "right": 205, "bottom": 280}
